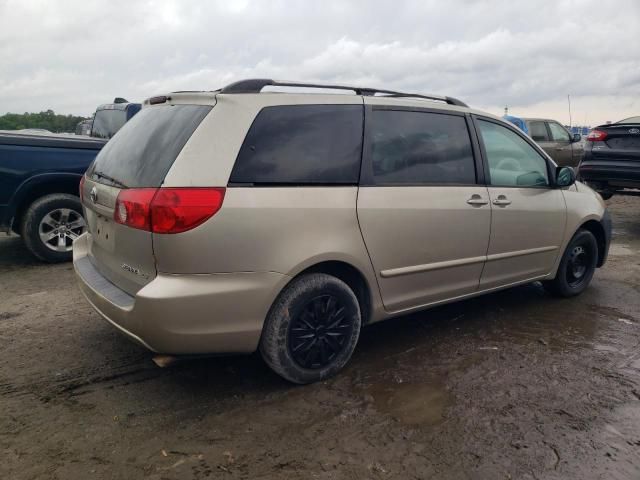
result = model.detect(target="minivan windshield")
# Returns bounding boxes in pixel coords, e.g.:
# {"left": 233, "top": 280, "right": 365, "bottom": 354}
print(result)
{"left": 88, "top": 104, "right": 211, "bottom": 188}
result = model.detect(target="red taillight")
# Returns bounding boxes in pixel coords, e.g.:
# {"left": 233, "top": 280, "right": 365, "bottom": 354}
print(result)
{"left": 114, "top": 188, "right": 156, "bottom": 230}
{"left": 79, "top": 175, "right": 86, "bottom": 202}
{"left": 114, "top": 187, "right": 225, "bottom": 234}
{"left": 150, "top": 188, "right": 226, "bottom": 233}
{"left": 586, "top": 129, "right": 608, "bottom": 141}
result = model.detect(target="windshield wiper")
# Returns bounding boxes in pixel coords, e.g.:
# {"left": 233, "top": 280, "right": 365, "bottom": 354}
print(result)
{"left": 92, "top": 171, "right": 128, "bottom": 189}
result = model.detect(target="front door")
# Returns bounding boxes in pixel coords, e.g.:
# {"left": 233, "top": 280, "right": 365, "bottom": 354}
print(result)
{"left": 357, "top": 103, "right": 491, "bottom": 313}
{"left": 474, "top": 118, "right": 566, "bottom": 290}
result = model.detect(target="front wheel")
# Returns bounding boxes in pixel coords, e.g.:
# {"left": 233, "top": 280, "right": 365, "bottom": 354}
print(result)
{"left": 20, "top": 193, "right": 86, "bottom": 263}
{"left": 260, "top": 273, "right": 362, "bottom": 384}
{"left": 543, "top": 229, "right": 598, "bottom": 297}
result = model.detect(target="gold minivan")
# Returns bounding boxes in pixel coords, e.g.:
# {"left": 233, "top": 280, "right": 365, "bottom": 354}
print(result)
{"left": 74, "top": 79, "right": 611, "bottom": 384}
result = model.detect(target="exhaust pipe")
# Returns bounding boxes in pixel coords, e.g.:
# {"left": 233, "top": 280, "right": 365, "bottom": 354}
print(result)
{"left": 152, "top": 355, "right": 179, "bottom": 368}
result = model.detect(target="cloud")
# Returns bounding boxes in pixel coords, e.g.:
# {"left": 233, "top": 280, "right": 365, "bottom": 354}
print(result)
{"left": 0, "top": 0, "right": 639, "bottom": 125}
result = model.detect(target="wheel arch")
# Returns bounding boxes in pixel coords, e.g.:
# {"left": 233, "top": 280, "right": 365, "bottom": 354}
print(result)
{"left": 9, "top": 173, "right": 82, "bottom": 232}
{"left": 578, "top": 219, "right": 607, "bottom": 267}
{"left": 285, "top": 259, "right": 374, "bottom": 325}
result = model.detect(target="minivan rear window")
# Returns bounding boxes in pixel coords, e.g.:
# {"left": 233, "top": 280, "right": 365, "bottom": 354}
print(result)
{"left": 229, "top": 104, "right": 363, "bottom": 185}
{"left": 89, "top": 105, "right": 211, "bottom": 188}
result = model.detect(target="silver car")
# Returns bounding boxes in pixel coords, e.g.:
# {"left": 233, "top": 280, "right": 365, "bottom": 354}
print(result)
{"left": 74, "top": 79, "right": 611, "bottom": 384}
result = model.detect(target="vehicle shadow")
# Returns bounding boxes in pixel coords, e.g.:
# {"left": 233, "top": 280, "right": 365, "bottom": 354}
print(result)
{"left": 133, "top": 280, "right": 600, "bottom": 407}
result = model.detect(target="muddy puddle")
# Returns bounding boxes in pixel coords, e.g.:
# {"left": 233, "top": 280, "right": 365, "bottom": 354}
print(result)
{"left": 366, "top": 380, "right": 450, "bottom": 425}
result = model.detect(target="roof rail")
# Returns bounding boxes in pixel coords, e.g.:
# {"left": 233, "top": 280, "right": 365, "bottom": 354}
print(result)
{"left": 219, "top": 78, "right": 468, "bottom": 107}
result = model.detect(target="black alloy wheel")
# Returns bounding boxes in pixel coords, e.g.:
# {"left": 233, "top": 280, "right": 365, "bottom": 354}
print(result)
{"left": 259, "top": 273, "right": 362, "bottom": 384}
{"left": 288, "top": 294, "right": 353, "bottom": 369}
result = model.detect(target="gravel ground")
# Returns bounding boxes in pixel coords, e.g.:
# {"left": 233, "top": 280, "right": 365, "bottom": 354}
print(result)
{"left": 1, "top": 195, "right": 640, "bottom": 480}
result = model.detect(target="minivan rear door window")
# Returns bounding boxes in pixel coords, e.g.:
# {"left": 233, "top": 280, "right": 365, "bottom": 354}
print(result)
{"left": 365, "top": 109, "right": 476, "bottom": 185}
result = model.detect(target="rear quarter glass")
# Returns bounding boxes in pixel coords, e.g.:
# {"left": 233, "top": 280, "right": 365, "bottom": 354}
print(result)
{"left": 88, "top": 104, "right": 212, "bottom": 188}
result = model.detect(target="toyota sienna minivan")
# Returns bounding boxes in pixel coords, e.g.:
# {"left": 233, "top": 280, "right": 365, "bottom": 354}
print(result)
{"left": 74, "top": 79, "right": 611, "bottom": 384}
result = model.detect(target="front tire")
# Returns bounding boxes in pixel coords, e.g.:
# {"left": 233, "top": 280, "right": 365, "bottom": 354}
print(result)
{"left": 260, "top": 273, "right": 362, "bottom": 384}
{"left": 20, "top": 194, "right": 86, "bottom": 263}
{"left": 543, "top": 229, "right": 598, "bottom": 297}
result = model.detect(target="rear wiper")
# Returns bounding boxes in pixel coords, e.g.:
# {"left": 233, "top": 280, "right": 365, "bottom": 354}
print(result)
{"left": 92, "top": 171, "right": 128, "bottom": 189}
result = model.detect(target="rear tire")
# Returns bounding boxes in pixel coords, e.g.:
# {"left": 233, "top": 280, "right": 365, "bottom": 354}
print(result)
{"left": 543, "top": 229, "right": 598, "bottom": 297}
{"left": 20, "top": 194, "right": 86, "bottom": 263}
{"left": 259, "top": 273, "right": 362, "bottom": 384}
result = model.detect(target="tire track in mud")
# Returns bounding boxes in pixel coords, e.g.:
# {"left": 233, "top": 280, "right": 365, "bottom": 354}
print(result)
{"left": 0, "top": 358, "right": 160, "bottom": 401}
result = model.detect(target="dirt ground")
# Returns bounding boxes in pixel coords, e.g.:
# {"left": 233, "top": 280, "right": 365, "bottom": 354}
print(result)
{"left": 1, "top": 196, "right": 640, "bottom": 480}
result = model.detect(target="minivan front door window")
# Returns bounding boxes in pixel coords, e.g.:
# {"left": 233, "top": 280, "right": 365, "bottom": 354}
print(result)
{"left": 478, "top": 120, "right": 549, "bottom": 187}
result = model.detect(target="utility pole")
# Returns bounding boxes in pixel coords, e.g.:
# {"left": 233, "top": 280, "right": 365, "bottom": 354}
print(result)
{"left": 567, "top": 95, "right": 573, "bottom": 128}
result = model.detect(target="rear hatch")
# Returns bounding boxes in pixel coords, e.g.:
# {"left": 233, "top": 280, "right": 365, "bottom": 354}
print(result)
{"left": 82, "top": 103, "right": 212, "bottom": 295}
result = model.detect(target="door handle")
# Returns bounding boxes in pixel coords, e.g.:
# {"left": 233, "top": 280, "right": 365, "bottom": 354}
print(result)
{"left": 492, "top": 195, "right": 512, "bottom": 206}
{"left": 466, "top": 194, "right": 489, "bottom": 206}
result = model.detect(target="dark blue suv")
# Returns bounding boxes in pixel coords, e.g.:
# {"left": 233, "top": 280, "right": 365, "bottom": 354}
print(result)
{"left": 90, "top": 99, "right": 141, "bottom": 139}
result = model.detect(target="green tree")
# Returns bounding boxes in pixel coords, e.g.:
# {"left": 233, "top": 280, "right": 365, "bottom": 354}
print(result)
{"left": 0, "top": 110, "right": 88, "bottom": 133}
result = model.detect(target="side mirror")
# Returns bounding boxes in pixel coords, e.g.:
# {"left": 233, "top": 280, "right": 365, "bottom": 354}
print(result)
{"left": 556, "top": 166, "right": 576, "bottom": 187}
{"left": 572, "top": 133, "right": 582, "bottom": 143}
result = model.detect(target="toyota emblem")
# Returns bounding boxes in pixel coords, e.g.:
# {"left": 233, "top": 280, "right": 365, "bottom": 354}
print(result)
{"left": 629, "top": 128, "right": 640, "bottom": 134}
{"left": 90, "top": 186, "right": 98, "bottom": 203}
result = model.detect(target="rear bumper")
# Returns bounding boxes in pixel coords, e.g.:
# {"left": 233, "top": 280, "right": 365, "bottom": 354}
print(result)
{"left": 73, "top": 233, "right": 289, "bottom": 355}
{"left": 578, "top": 158, "right": 640, "bottom": 189}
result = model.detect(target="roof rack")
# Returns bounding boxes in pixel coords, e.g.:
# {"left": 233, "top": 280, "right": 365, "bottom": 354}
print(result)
{"left": 219, "top": 78, "right": 468, "bottom": 107}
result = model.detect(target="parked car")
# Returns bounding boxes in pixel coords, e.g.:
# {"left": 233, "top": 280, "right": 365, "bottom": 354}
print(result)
{"left": 504, "top": 116, "right": 583, "bottom": 167}
{"left": 0, "top": 131, "right": 106, "bottom": 261}
{"left": 74, "top": 79, "right": 611, "bottom": 384}
{"left": 90, "top": 98, "right": 141, "bottom": 139}
{"left": 578, "top": 116, "right": 640, "bottom": 198}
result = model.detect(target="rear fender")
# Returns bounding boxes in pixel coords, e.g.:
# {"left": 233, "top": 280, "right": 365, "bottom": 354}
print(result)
{"left": 6, "top": 173, "right": 83, "bottom": 231}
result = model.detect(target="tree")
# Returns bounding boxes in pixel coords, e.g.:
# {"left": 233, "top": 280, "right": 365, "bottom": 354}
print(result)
{"left": 0, "top": 111, "right": 89, "bottom": 133}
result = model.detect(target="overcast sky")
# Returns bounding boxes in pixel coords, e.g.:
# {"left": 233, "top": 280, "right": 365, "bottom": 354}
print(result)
{"left": 1, "top": 0, "right": 638, "bottom": 125}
